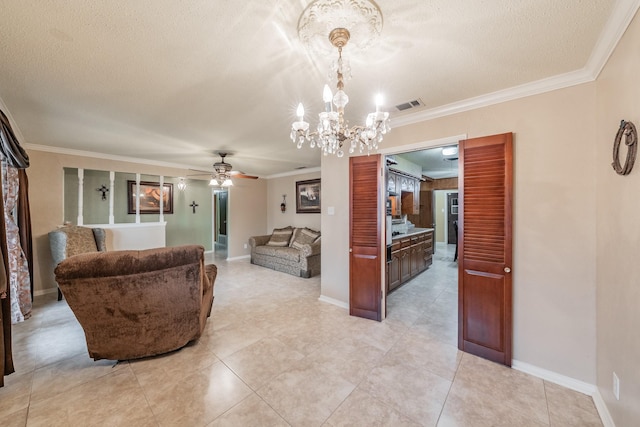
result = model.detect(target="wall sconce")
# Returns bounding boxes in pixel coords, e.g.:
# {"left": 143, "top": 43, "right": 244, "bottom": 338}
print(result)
{"left": 177, "top": 178, "right": 187, "bottom": 191}
{"left": 281, "top": 194, "right": 287, "bottom": 213}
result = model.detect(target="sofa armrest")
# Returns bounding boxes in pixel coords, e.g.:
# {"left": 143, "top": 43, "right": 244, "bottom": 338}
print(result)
{"left": 249, "top": 235, "right": 271, "bottom": 249}
{"left": 300, "top": 240, "right": 321, "bottom": 257}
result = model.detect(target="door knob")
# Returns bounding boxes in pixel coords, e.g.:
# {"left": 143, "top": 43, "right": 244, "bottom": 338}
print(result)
{"left": 349, "top": 248, "right": 353, "bottom": 253}
{"left": 504, "top": 267, "right": 511, "bottom": 273}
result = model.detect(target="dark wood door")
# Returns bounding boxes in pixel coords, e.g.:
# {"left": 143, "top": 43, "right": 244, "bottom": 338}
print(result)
{"left": 458, "top": 133, "right": 513, "bottom": 366}
{"left": 447, "top": 192, "right": 459, "bottom": 244}
{"left": 421, "top": 190, "right": 434, "bottom": 228}
{"left": 350, "top": 155, "right": 382, "bottom": 321}
{"left": 218, "top": 191, "right": 228, "bottom": 235}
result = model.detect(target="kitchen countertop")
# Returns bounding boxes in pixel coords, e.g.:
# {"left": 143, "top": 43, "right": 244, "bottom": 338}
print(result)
{"left": 391, "top": 227, "right": 434, "bottom": 240}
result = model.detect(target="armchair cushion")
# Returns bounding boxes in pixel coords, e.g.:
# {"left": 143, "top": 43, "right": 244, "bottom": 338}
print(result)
{"left": 290, "top": 227, "right": 320, "bottom": 249}
{"left": 266, "top": 226, "right": 293, "bottom": 247}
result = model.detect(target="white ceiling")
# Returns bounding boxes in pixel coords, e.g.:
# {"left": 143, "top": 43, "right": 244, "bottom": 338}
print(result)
{"left": 0, "top": 0, "right": 631, "bottom": 177}
{"left": 395, "top": 147, "right": 459, "bottom": 180}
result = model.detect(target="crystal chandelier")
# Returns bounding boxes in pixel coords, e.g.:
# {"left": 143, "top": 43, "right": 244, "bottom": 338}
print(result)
{"left": 291, "top": 0, "right": 390, "bottom": 158}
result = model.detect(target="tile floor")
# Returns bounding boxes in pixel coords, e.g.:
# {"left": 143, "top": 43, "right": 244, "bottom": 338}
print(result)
{"left": 0, "top": 244, "right": 603, "bottom": 426}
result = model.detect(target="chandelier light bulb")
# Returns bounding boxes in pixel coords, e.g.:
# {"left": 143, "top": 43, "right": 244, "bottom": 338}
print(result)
{"left": 296, "top": 103, "right": 305, "bottom": 119}
{"left": 375, "top": 94, "right": 383, "bottom": 112}
{"left": 323, "top": 85, "right": 333, "bottom": 112}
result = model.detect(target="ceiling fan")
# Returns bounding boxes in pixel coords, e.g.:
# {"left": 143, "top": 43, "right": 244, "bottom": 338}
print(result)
{"left": 189, "top": 152, "right": 258, "bottom": 186}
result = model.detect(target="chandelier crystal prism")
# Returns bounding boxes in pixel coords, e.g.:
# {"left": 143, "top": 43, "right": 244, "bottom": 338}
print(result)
{"left": 291, "top": 0, "right": 390, "bottom": 158}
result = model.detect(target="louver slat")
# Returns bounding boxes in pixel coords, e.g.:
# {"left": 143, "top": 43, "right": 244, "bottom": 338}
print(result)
{"left": 463, "top": 144, "right": 506, "bottom": 263}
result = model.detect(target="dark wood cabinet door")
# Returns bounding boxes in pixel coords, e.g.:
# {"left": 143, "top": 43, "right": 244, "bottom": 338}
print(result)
{"left": 350, "top": 155, "right": 382, "bottom": 321}
{"left": 400, "top": 247, "right": 411, "bottom": 282}
{"left": 458, "top": 133, "right": 513, "bottom": 366}
{"left": 389, "top": 251, "right": 401, "bottom": 291}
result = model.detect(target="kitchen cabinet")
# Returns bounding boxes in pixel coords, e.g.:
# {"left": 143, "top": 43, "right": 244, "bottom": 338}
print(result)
{"left": 388, "top": 170, "right": 421, "bottom": 216}
{"left": 387, "top": 240, "right": 402, "bottom": 293}
{"left": 400, "top": 237, "right": 412, "bottom": 283}
{"left": 387, "top": 173, "right": 397, "bottom": 194}
{"left": 386, "top": 228, "right": 434, "bottom": 294}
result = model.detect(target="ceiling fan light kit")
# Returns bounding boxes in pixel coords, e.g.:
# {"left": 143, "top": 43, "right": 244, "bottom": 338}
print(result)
{"left": 200, "top": 152, "right": 258, "bottom": 187}
{"left": 291, "top": 0, "right": 390, "bottom": 158}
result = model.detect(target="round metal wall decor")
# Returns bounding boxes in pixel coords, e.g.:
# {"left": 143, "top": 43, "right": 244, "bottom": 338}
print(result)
{"left": 612, "top": 120, "right": 637, "bottom": 176}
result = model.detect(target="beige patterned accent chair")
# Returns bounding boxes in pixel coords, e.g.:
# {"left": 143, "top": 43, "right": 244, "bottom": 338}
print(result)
{"left": 49, "top": 225, "right": 107, "bottom": 301}
{"left": 53, "top": 245, "right": 216, "bottom": 361}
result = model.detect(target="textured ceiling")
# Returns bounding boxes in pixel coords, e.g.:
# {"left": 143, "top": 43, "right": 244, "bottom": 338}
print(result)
{"left": 0, "top": 0, "right": 624, "bottom": 177}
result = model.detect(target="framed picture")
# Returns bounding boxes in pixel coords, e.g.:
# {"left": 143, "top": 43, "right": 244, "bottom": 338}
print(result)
{"left": 127, "top": 180, "right": 173, "bottom": 214}
{"left": 296, "top": 178, "right": 321, "bottom": 214}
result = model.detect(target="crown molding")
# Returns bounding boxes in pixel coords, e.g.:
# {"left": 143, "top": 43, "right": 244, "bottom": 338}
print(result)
{"left": 391, "top": 68, "right": 594, "bottom": 128}
{"left": 265, "top": 167, "right": 321, "bottom": 179}
{"left": 393, "top": 0, "right": 640, "bottom": 129}
{"left": 26, "top": 142, "right": 314, "bottom": 180}
{"left": 24, "top": 143, "right": 198, "bottom": 171}
{"left": 586, "top": 0, "right": 640, "bottom": 79}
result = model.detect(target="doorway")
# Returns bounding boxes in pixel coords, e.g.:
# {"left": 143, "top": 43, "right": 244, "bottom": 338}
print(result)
{"left": 213, "top": 189, "right": 228, "bottom": 259}
{"left": 383, "top": 147, "right": 460, "bottom": 346}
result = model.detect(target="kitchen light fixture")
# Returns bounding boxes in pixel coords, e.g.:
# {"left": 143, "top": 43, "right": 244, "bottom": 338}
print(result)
{"left": 442, "top": 146, "right": 458, "bottom": 157}
{"left": 291, "top": 0, "right": 390, "bottom": 158}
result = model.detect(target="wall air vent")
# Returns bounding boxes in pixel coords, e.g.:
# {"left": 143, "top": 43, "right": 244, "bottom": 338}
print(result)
{"left": 395, "top": 99, "right": 424, "bottom": 112}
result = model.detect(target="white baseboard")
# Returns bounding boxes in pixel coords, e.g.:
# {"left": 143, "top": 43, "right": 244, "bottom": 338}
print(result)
{"left": 33, "top": 288, "right": 58, "bottom": 297}
{"left": 318, "top": 295, "right": 349, "bottom": 310}
{"left": 512, "top": 360, "right": 614, "bottom": 426}
{"left": 591, "top": 389, "right": 616, "bottom": 427}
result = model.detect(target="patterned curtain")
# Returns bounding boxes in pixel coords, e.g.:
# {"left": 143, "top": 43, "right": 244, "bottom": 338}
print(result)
{"left": 17, "top": 170, "right": 33, "bottom": 298}
{"left": 0, "top": 109, "right": 30, "bottom": 386}
{"left": 2, "top": 162, "right": 31, "bottom": 323}
{"left": 0, "top": 168, "right": 14, "bottom": 386}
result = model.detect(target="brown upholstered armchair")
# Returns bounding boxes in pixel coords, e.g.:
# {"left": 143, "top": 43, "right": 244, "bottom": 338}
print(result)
{"left": 54, "top": 245, "right": 216, "bottom": 361}
{"left": 49, "top": 225, "right": 107, "bottom": 300}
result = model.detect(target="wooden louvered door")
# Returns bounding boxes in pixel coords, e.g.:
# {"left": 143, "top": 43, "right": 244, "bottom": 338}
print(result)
{"left": 349, "top": 155, "right": 382, "bottom": 321}
{"left": 458, "top": 133, "right": 513, "bottom": 366}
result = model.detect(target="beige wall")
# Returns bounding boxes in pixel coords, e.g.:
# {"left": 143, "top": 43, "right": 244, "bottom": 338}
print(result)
{"left": 227, "top": 177, "right": 267, "bottom": 259}
{"left": 266, "top": 170, "right": 321, "bottom": 232}
{"left": 27, "top": 149, "right": 266, "bottom": 293}
{"left": 320, "top": 154, "right": 350, "bottom": 303}
{"left": 320, "top": 83, "right": 598, "bottom": 384}
{"left": 595, "top": 11, "right": 640, "bottom": 426}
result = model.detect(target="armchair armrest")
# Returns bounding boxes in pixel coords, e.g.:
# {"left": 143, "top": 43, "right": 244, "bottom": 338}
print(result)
{"left": 249, "top": 235, "right": 271, "bottom": 249}
{"left": 300, "top": 240, "right": 321, "bottom": 257}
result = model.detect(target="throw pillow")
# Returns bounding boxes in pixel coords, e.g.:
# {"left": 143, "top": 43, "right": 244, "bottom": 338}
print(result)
{"left": 291, "top": 228, "right": 321, "bottom": 250}
{"left": 266, "top": 227, "right": 293, "bottom": 247}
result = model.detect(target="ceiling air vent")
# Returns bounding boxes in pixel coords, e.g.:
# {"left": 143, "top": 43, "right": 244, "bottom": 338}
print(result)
{"left": 395, "top": 99, "right": 424, "bottom": 112}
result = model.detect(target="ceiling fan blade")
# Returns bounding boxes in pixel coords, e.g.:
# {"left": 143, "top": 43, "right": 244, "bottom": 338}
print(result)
{"left": 231, "top": 173, "right": 259, "bottom": 180}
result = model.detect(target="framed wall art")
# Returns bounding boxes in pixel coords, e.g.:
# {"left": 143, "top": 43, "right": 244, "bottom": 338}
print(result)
{"left": 296, "top": 178, "right": 321, "bottom": 214}
{"left": 127, "top": 180, "right": 173, "bottom": 214}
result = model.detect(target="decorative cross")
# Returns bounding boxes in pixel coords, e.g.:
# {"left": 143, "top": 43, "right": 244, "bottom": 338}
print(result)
{"left": 96, "top": 185, "right": 109, "bottom": 200}
{"left": 189, "top": 201, "right": 199, "bottom": 214}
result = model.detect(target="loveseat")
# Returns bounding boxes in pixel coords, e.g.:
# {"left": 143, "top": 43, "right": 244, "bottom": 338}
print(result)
{"left": 54, "top": 244, "right": 216, "bottom": 361}
{"left": 249, "top": 227, "right": 321, "bottom": 278}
